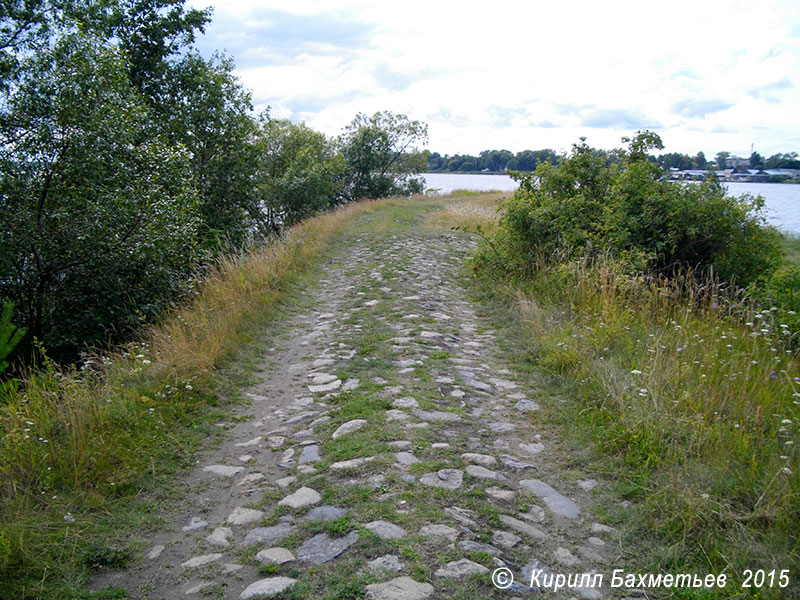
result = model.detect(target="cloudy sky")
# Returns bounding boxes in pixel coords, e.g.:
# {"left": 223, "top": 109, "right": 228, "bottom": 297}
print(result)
{"left": 187, "top": 0, "right": 800, "bottom": 158}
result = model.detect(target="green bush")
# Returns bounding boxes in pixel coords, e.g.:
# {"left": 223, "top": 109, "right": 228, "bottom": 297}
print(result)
{"left": 491, "top": 132, "right": 782, "bottom": 287}
{"left": 0, "top": 302, "right": 24, "bottom": 374}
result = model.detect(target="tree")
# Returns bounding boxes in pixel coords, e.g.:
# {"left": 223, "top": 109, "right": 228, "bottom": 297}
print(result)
{"left": 257, "top": 117, "right": 345, "bottom": 231}
{"left": 160, "top": 51, "right": 260, "bottom": 248}
{"left": 765, "top": 152, "right": 800, "bottom": 169}
{"left": 0, "top": 34, "right": 200, "bottom": 360}
{"left": 340, "top": 111, "right": 428, "bottom": 200}
{"left": 695, "top": 151, "right": 707, "bottom": 169}
{"left": 497, "top": 131, "right": 780, "bottom": 287}
{"left": 750, "top": 151, "right": 764, "bottom": 169}
{"left": 78, "top": 0, "right": 211, "bottom": 105}
{"left": 715, "top": 151, "right": 730, "bottom": 169}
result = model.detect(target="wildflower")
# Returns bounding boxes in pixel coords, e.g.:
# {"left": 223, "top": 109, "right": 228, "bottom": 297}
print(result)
{"left": 782, "top": 467, "right": 792, "bottom": 475}
{"left": 142, "top": 359, "right": 151, "bottom": 365}
{"left": 631, "top": 369, "right": 642, "bottom": 375}
{"left": 781, "top": 419, "right": 792, "bottom": 425}
{"left": 701, "top": 493, "right": 710, "bottom": 499}
{"left": 64, "top": 513, "right": 75, "bottom": 523}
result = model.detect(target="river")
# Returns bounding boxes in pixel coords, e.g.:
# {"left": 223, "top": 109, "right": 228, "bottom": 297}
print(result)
{"left": 422, "top": 173, "right": 800, "bottom": 235}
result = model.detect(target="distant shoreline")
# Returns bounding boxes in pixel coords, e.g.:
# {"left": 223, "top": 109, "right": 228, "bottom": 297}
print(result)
{"left": 423, "top": 171, "right": 800, "bottom": 184}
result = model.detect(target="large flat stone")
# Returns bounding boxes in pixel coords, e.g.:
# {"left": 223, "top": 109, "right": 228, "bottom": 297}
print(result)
{"left": 298, "top": 445, "right": 321, "bottom": 464}
{"left": 465, "top": 465, "right": 506, "bottom": 481}
{"left": 332, "top": 419, "right": 367, "bottom": 439}
{"left": 278, "top": 486, "right": 321, "bottom": 509}
{"left": 391, "top": 397, "right": 419, "bottom": 408}
{"left": 365, "top": 520, "right": 406, "bottom": 540}
{"left": 419, "top": 524, "right": 459, "bottom": 541}
{"left": 459, "top": 540, "right": 501, "bottom": 555}
{"left": 239, "top": 577, "right": 297, "bottom": 599}
{"left": 365, "top": 577, "right": 434, "bottom": 600}
{"left": 519, "top": 479, "right": 580, "bottom": 519}
{"left": 203, "top": 465, "right": 244, "bottom": 477}
{"left": 394, "top": 451, "right": 419, "bottom": 465}
{"left": 255, "top": 547, "right": 295, "bottom": 565}
{"left": 461, "top": 452, "right": 497, "bottom": 466}
{"left": 295, "top": 531, "right": 359, "bottom": 564}
{"left": 419, "top": 469, "right": 463, "bottom": 490}
{"left": 366, "top": 554, "right": 404, "bottom": 572}
{"left": 329, "top": 456, "right": 376, "bottom": 470}
{"left": 307, "top": 506, "right": 347, "bottom": 521}
{"left": 498, "top": 515, "right": 547, "bottom": 540}
{"left": 243, "top": 523, "right": 296, "bottom": 546}
{"left": 206, "top": 527, "right": 233, "bottom": 547}
{"left": 308, "top": 380, "right": 341, "bottom": 393}
{"left": 226, "top": 507, "right": 264, "bottom": 526}
{"left": 434, "top": 558, "right": 489, "bottom": 577}
{"left": 412, "top": 409, "right": 461, "bottom": 422}
{"left": 181, "top": 553, "right": 222, "bottom": 568}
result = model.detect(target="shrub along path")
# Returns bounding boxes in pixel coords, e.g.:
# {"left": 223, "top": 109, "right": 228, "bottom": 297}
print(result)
{"left": 94, "top": 199, "right": 623, "bottom": 599}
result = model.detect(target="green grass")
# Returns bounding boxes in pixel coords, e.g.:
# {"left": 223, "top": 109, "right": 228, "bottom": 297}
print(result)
{"left": 467, "top": 252, "right": 799, "bottom": 599}
{"left": 780, "top": 233, "right": 800, "bottom": 265}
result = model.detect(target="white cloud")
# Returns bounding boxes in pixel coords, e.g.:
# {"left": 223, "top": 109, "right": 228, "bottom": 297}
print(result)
{"left": 188, "top": 0, "right": 800, "bottom": 157}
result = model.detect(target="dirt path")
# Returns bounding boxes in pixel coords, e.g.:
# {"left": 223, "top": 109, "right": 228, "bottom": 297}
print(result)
{"left": 97, "top": 201, "right": 625, "bottom": 599}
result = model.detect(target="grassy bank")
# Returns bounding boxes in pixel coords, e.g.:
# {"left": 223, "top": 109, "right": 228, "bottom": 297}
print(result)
{"left": 435, "top": 194, "right": 799, "bottom": 599}
{"left": 781, "top": 234, "right": 800, "bottom": 265}
{"left": 0, "top": 201, "right": 375, "bottom": 599}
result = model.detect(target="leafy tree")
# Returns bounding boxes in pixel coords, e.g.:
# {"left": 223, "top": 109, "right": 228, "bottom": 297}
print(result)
{"left": 160, "top": 51, "right": 260, "bottom": 248}
{"left": 695, "top": 151, "right": 707, "bottom": 169}
{"left": 426, "top": 150, "right": 443, "bottom": 171}
{"left": 0, "top": 34, "right": 200, "bottom": 359}
{"left": 0, "top": 0, "right": 59, "bottom": 87}
{"left": 0, "top": 301, "right": 25, "bottom": 374}
{"left": 257, "top": 117, "right": 345, "bottom": 231}
{"left": 749, "top": 151, "right": 764, "bottom": 169}
{"left": 715, "top": 151, "right": 730, "bottom": 169}
{"left": 494, "top": 132, "right": 780, "bottom": 286}
{"left": 765, "top": 152, "right": 800, "bottom": 169}
{"left": 340, "top": 111, "right": 428, "bottom": 200}
{"left": 77, "top": 0, "right": 211, "bottom": 105}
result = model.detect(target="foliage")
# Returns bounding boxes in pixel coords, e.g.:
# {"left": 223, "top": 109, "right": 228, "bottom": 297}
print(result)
{"left": 426, "top": 148, "right": 558, "bottom": 173}
{"left": 765, "top": 152, "right": 800, "bottom": 169}
{"left": 0, "top": 33, "right": 200, "bottom": 360}
{"left": 340, "top": 111, "right": 428, "bottom": 200}
{"left": 258, "top": 117, "right": 345, "bottom": 230}
{"left": 80, "top": 0, "right": 211, "bottom": 103}
{"left": 488, "top": 132, "right": 782, "bottom": 287}
{"left": 451, "top": 191, "right": 799, "bottom": 598}
{"left": 0, "top": 302, "right": 24, "bottom": 374}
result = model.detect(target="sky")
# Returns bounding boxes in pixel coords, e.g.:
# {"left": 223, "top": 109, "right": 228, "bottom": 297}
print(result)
{"left": 186, "top": 0, "right": 800, "bottom": 159}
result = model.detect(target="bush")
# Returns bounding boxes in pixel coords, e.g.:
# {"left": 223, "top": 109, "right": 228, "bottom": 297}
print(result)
{"left": 0, "top": 34, "right": 201, "bottom": 361}
{"left": 492, "top": 132, "right": 782, "bottom": 287}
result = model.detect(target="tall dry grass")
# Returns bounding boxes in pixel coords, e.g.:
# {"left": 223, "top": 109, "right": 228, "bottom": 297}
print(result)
{"left": 0, "top": 200, "right": 372, "bottom": 598}
{"left": 505, "top": 255, "right": 799, "bottom": 595}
